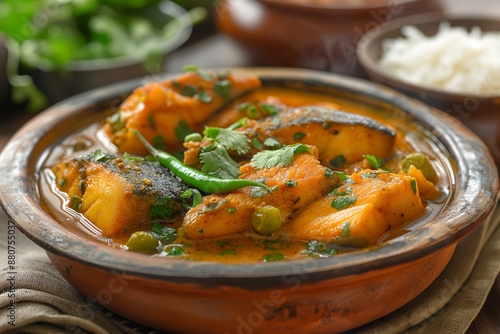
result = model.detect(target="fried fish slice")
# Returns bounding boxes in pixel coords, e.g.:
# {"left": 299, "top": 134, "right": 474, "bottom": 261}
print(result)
{"left": 290, "top": 169, "right": 425, "bottom": 247}
{"left": 183, "top": 106, "right": 397, "bottom": 170}
{"left": 52, "top": 152, "right": 188, "bottom": 237}
{"left": 103, "top": 70, "right": 261, "bottom": 155}
{"left": 180, "top": 146, "right": 340, "bottom": 240}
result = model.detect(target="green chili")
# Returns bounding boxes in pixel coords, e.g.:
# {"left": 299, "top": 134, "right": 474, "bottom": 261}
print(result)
{"left": 134, "top": 130, "right": 271, "bottom": 194}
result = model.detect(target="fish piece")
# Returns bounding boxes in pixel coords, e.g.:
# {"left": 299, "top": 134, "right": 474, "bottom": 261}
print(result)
{"left": 180, "top": 147, "right": 339, "bottom": 239}
{"left": 103, "top": 70, "right": 261, "bottom": 155}
{"left": 183, "top": 106, "right": 397, "bottom": 169}
{"left": 290, "top": 169, "right": 425, "bottom": 247}
{"left": 52, "top": 152, "right": 188, "bottom": 237}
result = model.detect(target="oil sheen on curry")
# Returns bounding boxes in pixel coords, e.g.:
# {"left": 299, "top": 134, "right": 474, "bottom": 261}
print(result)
{"left": 40, "top": 68, "right": 449, "bottom": 263}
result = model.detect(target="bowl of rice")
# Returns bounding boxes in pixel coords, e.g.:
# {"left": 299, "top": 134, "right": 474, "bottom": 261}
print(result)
{"left": 357, "top": 14, "right": 500, "bottom": 168}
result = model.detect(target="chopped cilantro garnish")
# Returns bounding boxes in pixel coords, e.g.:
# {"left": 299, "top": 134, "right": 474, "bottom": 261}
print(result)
{"left": 219, "top": 249, "right": 237, "bottom": 256}
{"left": 199, "top": 144, "right": 242, "bottom": 179}
{"left": 175, "top": 120, "right": 193, "bottom": 142}
{"left": 361, "top": 172, "right": 378, "bottom": 179}
{"left": 179, "top": 84, "right": 198, "bottom": 97}
{"left": 214, "top": 79, "right": 231, "bottom": 101}
{"left": 147, "top": 112, "right": 156, "bottom": 130}
{"left": 339, "top": 221, "right": 351, "bottom": 239}
{"left": 153, "top": 135, "right": 166, "bottom": 150}
{"left": 227, "top": 117, "right": 248, "bottom": 130}
{"left": 108, "top": 111, "right": 125, "bottom": 132}
{"left": 293, "top": 132, "right": 306, "bottom": 141}
{"left": 411, "top": 179, "right": 417, "bottom": 194}
{"left": 293, "top": 197, "right": 301, "bottom": 205}
{"left": 330, "top": 154, "right": 346, "bottom": 168}
{"left": 364, "top": 154, "right": 385, "bottom": 170}
{"left": 183, "top": 65, "right": 213, "bottom": 81}
{"left": 203, "top": 127, "right": 250, "bottom": 154}
{"left": 325, "top": 167, "right": 347, "bottom": 181}
{"left": 70, "top": 195, "right": 82, "bottom": 211}
{"left": 59, "top": 178, "right": 66, "bottom": 187}
{"left": 150, "top": 222, "right": 177, "bottom": 244}
{"left": 263, "top": 252, "right": 284, "bottom": 262}
{"left": 225, "top": 207, "right": 237, "bottom": 214}
{"left": 263, "top": 137, "right": 281, "bottom": 149}
{"left": 92, "top": 149, "right": 113, "bottom": 162}
{"left": 150, "top": 196, "right": 174, "bottom": 219}
{"left": 250, "top": 143, "right": 312, "bottom": 170}
{"left": 198, "top": 228, "right": 204, "bottom": 234}
{"left": 285, "top": 180, "right": 297, "bottom": 187}
{"left": 251, "top": 137, "right": 263, "bottom": 149}
{"left": 197, "top": 91, "right": 212, "bottom": 103}
{"left": 260, "top": 104, "right": 280, "bottom": 115}
{"left": 122, "top": 152, "right": 142, "bottom": 163}
{"left": 331, "top": 196, "right": 356, "bottom": 210}
{"left": 166, "top": 246, "right": 185, "bottom": 256}
{"left": 238, "top": 102, "right": 258, "bottom": 118}
{"left": 251, "top": 186, "right": 268, "bottom": 198}
{"left": 323, "top": 120, "right": 333, "bottom": 130}
{"left": 304, "top": 240, "right": 338, "bottom": 257}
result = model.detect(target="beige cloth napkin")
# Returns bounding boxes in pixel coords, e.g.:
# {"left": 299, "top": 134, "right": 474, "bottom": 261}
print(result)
{"left": 1, "top": 204, "right": 499, "bottom": 334}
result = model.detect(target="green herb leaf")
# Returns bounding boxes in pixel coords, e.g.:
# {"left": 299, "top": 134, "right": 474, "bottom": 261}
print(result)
{"left": 225, "top": 207, "right": 237, "bottom": 214}
{"left": 411, "top": 179, "right": 417, "bottom": 194}
{"left": 182, "top": 189, "right": 202, "bottom": 210}
{"left": 219, "top": 249, "right": 237, "bottom": 256}
{"left": 263, "top": 137, "right": 281, "bottom": 149}
{"left": 122, "top": 152, "right": 142, "bottom": 163}
{"left": 263, "top": 253, "right": 285, "bottom": 262}
{"left": 198, "top": 228, "right": 204, "bottom": 234}
{"left": 323, "top": 120, "right": 333, "bottom": 130}
{"left": 166, "top": 246, "right": 185, "bottom": 256}
{"left": 251, "top": 186, "right": 268, "bottom": 198}
{"left": 70, "top": 195, "right": 82, "bottom": 211}
{"left": 214, "top": 79, "right": 231, "bottom": 101}
{"left": 324, "top": 167, "right": 347, "bottom": 181}
{"left": 203, "top": 127, "right": 250, "bottom": 154}
{"left": 260, "top": 104, "right": 280, "bottom": 115}
{"left": 179, "top": 85, "right": 198, "bottom": 97}
{"left": 153, "top": 135, "right": 166, "bottom": 150}
{"left": 293, "top": 132, "right": 306, "bottom": 141}
{"left": 293, "top": 197, "right": 301, "bottom": 205}
{"left": 150, "top": 222, "right": 177, "bottom": 244}
{"left": 330, "top": 154, "right": 346, "bottom": 168}
{"left": 147, "top": 112, "right": 156, "bottom": 131}
{"left": 108, "top": 111, "right": 125, "bottom": 132}
{"left": 285, "top": 180, "right": 297, "bottom": 187}
{"left": 227, "top": 117, "right": 248, "bottom": 130}
{"left": 175, "top": 120, "right": 193, "bottom": 142}
{"left": 92, "top": 149, "right": 113, "bottom": 162}
{"left": 251, "top": 137, "right": 263, "bottom": 149}
{"left": 340, "top": 221, "right": 351, "bottom": 239}
{"left": 197, "top": 91, "right": 212, "bottom": 103}
{"left": 304, "top": 240, "right": 338, "bottom": 257}
{"left": 150, "top": 196, "right": 174, "bottom": 219}
{"left": 59, "top": 178, "right": 66, "bottom": 187}
{"left": 331, "top": 196, "right": 356, "bottom": 210}
{"left": 250, "top": 143, "right": 313, "bottom": 170}
{"left": 199, "top": 144, "right": 242, "bottom": 179}
{"left": 361, "top": 172, "right": 378, "bottom": 179}
{"left": 238, "top": 102, "right": 258, "bottom": 118}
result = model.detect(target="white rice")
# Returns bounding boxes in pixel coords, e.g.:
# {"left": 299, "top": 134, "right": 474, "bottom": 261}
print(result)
{"left": 378, "top": 22, "right": 500, "bottom": 95}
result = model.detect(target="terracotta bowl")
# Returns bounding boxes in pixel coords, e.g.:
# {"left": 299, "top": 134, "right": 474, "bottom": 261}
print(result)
{"left": 0, "top": 68, "right": 498, "bottom": 334}
{"left": 215, "top": 0, "right": 443, "bottom": 77}
{"left": 357, "top": 14, "right": 500, "bottom": 168}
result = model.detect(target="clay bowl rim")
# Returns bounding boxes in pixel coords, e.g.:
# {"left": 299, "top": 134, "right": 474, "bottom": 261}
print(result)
{"left": 258, "top": 0, "right": 423, "bottom": 14}
{"left": 0, "top": 68, "right": 498, "bottom": 282}
{"left": 356, "top": 13, "right": 500, "bottom": 102}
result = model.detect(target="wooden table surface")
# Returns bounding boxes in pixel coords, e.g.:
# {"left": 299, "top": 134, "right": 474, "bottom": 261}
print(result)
{"left": 0, "top": 0, "right": 499, "bottom": 333}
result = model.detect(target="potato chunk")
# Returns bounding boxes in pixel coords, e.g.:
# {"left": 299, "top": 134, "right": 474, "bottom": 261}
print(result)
{"left": 290, "top": 170, "right": 425, "bottom": 246}
{"left": 52, "top": 153, "right": 187, "bottom": 237}
{"left": 181, "top": 147, "right": 339, "bottom": 239}
{"left": 103, "top": 70, "right": 261, "bottom": 155}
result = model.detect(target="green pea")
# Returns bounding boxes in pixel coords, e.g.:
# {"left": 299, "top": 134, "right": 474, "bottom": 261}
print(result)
{"left": 401, "top": 153, "right": 436, "bottom": 182}
{"left": 125, "top": 231, "right": 159, "bottom": 253}
{"left": 184, "top": 133, "right": 202, "bottom": 143}
{"left": 252, "top": 205, "right": 282, "bottom": 235}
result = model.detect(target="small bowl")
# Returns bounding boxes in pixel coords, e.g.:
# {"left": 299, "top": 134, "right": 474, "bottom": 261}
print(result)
{"left": 0, "top": 68, "right": 498, "bottom": 333}
{"left": 215, "top": 0, "right": 443, "bottom": 77}
{"left": 357, "top": 14, "right": 500, "bottom": 167}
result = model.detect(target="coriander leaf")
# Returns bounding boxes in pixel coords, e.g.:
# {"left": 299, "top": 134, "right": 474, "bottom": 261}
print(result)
{"left": 252, "top": 137, "right": 263, "bottom": 149}
{"left": 92, "top": 149, "right": 114, "bottom": 162}
{"left": 166, "top": 246, "right": 185, "bottom": 256}
{"left": 263, "top": 252, "right": 284, "bottom": 262}
{"left": 340, "top": 221, "right": 351, "bottom": 239}
{"left": 330, "top": 154, "right": 346, "bottom": 168}
{"left": 153, "top": 135, "right": 166, "bottom": 150}
{"left": 219, "top": 249, "right": 237, "bottom": 256}
{"left": 199, "top": 144, "right": 242, "bottom": 179}
{"left": 203, "top": 127, "right": 250, "bottom": 154}
{"left": 150, "top": 196, "right": 174, "bottom": 219}
{"left": 227, "top": 117, "right": 248, "bottom": 130}
{"left": 285, "top": 180, "right": 297, "bottom": 187}
{"left": 197, "top": 91, "right": 212, "bottom": 103}
{"left": 122, "top": 152, "right": 142, "bottom": 163}
{"left": 150, "top": 222, "right": 177, "bottom": 244}
{"left": 304, "top": 240, "right": 338, "bottom": 257}
{"left": 263, "top": 137, "right": 281, "bottom": 149}
{"left": 411, "top": 179, "right": 417, "bottom": 195}
{"left": 323, "top": 120, "right": 333, "bottom": 130}
{"left": 260, "top": 104, "right": 280, "bottom": 115}
{"left": 250, "top": 143, "right": 312, "bottom": 170}
{"left": 108, "top": 111, "right": 125, "bottom": 132}
{"left": 175, "top": 120, "right": 193, "bottom": 142}
{"left": 238, "top": 102, "right": 258, "bottom": 118}
{"left": 147, "top": 112, "right": 156, "bottom": 130}
{"left": 251, "top": 186, "right": 268, "bottom": 198}
{"left": 331, "top": 196, "right": 356, "bottom": 210}
{"left": 179, "top": 85, "right": 198, "bottom": 97}
{"left": 293, "top": 132, "right": 306, "bottom": 141}
{"left": 225, "top": 207, "right": 237, "bottom": 214}
{"left": 214, "top": 79, "right": 231, "bottom": 101}
{"left": 361, "top": 172, "right": 378, "bottom": 179}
